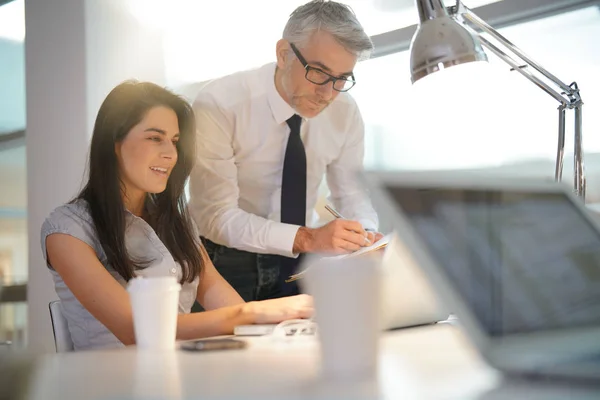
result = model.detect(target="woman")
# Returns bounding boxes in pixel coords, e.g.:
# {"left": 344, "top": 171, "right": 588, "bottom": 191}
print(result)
{"left": 41, "top": 81, "right": 313, "bottom": 351}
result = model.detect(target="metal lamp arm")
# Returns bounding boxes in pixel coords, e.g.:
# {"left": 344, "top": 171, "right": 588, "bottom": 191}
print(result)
{"left": 448, "top": 1, "right": 586, "bottom": 198}
{"left": 476, "top": 35, "right": 570, "bottom": 105}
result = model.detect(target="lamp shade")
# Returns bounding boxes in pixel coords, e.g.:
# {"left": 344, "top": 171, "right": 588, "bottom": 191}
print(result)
{"left": 409, "top": 0, "right": 487, "bottom": 83}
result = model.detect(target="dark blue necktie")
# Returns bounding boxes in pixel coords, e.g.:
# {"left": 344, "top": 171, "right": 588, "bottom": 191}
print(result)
{"left": 281, "top": 114, "right": 306, "bottom": 227}
{"left": 278, "top": 114, "right": 306, "bottom": 296}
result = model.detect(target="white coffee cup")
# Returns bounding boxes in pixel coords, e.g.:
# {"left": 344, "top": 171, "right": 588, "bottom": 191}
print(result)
{"left": 301, "top": 255, "right": 382, "bottom": 380}
{"left": 127, "top": 276, "right": 181, "bottom": 350}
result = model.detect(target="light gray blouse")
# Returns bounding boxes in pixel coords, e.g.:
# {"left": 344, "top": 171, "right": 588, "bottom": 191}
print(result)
{"left": 40, "top": 199, "right": 200, "bottom": 351}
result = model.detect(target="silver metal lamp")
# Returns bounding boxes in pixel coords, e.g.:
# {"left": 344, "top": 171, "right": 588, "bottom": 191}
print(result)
{"left": 409, "top": 0, "right": 585, "bottom": 199}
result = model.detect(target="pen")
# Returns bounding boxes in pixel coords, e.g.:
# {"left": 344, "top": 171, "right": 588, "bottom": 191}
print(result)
{"left": 325, "top": 204, "right": 372, "bottom": 245}
{"left": 325, "top": 204, "right": 344, "bottom": 219}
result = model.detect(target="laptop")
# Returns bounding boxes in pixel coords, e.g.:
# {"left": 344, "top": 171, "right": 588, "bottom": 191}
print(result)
{"left": 362, "top": 171, "right": 600, "bottom": 381}
{"left": 379, "top": 233, "right": 450, "bottom": 330}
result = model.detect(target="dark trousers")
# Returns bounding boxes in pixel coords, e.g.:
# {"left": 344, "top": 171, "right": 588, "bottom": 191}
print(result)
{"left": 200, "top": 238, "right": 300, "bottom": 302}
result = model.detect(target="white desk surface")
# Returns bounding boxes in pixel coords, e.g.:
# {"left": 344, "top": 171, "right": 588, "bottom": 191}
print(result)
{"left": 27, "top": 324, "right": 599, "bottom": 400}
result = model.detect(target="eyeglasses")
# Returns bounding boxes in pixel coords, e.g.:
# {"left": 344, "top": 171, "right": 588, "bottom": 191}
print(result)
{"left": 289, "top": 43, "right": 356, "bottom": 92}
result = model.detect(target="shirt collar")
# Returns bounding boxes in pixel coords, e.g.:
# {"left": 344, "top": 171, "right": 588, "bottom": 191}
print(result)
{"left": 265, "top": 63, "right": 296, "bottom": 125}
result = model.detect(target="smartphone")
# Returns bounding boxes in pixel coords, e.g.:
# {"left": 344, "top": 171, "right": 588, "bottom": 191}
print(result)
{"left": 180, "top": 338, "right": 247, "bottom": 352}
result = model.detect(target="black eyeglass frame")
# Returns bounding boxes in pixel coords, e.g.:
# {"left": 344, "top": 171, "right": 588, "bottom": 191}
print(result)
{"left": 289, "top": 43, "right": 356, "bottom": 92}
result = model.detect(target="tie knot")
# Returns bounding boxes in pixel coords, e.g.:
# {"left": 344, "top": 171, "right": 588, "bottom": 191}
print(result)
{"left": 286, "top": 114, "right": 302, "bottom": 132}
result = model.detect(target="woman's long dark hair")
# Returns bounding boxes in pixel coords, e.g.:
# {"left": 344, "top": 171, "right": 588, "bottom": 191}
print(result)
{"left": 76, "top": 80, "right": 203, "bottom": 283}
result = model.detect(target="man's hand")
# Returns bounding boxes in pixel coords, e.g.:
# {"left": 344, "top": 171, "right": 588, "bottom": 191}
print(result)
{"left": 366, "top": 231, "right": 384, "bottom": 244}
{"left": 292, "top": 219, "right": 371, "bottom": 255}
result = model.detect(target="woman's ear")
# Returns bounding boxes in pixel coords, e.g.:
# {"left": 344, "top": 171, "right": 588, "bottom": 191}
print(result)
{"left": 275, "top": 39, "right": 289, "bottom": 70}
{"left": 114, "top": 142, "right": 122, "bottom": 160}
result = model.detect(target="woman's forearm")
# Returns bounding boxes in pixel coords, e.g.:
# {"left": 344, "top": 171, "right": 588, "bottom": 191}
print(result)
{"left": 196, "top": 253, "right": 246, "bottom": 311}
{"left": 175, "top": 303, "right": 255, "bottom": 340}
{"left": 197, "top": 277, "right": 245, "bottom": 311}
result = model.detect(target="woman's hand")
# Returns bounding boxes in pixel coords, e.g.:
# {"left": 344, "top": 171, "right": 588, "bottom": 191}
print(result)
{"left": 242, "top": 294, "right": 313, "bottom": 324}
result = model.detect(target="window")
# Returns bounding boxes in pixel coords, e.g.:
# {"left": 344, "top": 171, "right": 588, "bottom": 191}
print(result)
{"left": 158, "top": 0, "right": 501, "bottom": 88}
{"left": 353, "top": 6, "right": 600, "bottom": 203}
{"left": 0, "top": 147, "right": 27, "bottom": 288}
{"left": 0, "top": 0, "right": 26, "bottom": 348}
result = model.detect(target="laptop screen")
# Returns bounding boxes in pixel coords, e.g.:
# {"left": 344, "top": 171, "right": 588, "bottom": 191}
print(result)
{"left": 384, "top": 186, "right": 600, "bottom": 337}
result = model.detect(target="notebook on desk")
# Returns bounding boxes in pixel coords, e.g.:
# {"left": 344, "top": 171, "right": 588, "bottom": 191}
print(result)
{"left": 362, "top": 171, "right": 600, "bottom": 381}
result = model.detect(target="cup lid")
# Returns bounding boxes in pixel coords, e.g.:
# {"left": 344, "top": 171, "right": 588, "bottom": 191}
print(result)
{"left": 127, "top": 276, "right": 181, "bottom": 292}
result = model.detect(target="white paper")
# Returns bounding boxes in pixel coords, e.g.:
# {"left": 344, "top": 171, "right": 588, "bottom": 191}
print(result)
{"left": 286, "top": 234, "right": 392, "bottom": 282}
{"left": 329, "top": 233, "right": 392, "bottom": 260}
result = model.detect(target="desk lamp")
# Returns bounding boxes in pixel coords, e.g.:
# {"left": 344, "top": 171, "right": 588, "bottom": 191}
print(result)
{"left": 409, "top": 0, "right": 585, "bottom": 198}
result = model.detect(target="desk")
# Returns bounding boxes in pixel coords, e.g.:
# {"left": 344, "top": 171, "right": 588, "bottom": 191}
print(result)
{"left": 26, "top": 324, "right": 599, "bottom": 400}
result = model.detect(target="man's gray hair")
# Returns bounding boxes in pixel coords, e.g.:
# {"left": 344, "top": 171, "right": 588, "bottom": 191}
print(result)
{"left": 283, "top": 0, "right": 373, "bottom": 61}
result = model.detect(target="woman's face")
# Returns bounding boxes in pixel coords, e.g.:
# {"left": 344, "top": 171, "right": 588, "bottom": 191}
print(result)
{"left": 115, "top": 106, "right": 180, "bottom": 201}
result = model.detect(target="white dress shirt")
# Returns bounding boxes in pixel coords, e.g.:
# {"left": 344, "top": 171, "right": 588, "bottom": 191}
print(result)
{"left": 189, "top": 62, "right": 378, "bottom": 258}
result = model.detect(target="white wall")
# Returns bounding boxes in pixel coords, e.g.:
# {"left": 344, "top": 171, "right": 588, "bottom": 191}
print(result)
{"left": 25, "top": 0, "right": 166, "bottom": 353}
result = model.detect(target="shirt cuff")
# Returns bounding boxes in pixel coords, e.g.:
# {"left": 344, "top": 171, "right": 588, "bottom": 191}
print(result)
{"left": 267, "top": 222, "right": 300, "bottom": 258}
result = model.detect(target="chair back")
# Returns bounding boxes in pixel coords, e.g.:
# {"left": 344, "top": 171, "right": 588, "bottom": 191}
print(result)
{"left": 48, "top": 301, "right": 74, "bottom": 352}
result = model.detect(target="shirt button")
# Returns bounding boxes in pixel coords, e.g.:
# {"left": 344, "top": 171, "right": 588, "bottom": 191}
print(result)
{"left": 170, "top": 268, "right": 177, "bottom": 274}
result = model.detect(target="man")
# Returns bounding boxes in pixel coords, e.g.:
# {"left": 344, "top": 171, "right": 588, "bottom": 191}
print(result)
{"left": 190, "top": 0, "right": 382, "bottom": 301}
